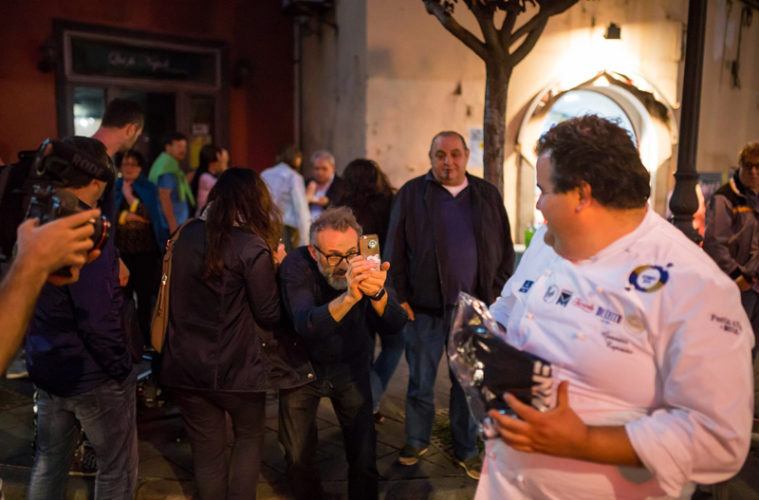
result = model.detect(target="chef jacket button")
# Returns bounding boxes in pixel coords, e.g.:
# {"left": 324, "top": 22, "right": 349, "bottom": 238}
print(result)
{"left": 526, "top": 313, "right": 534, "bottom": 320}
{"left": 575, "top": 332, "right": 585, "bottom": 340}
{"left": 596, "top": 286, "right": 604, "bottom": 294}
{"left": 545, "top": 270, "right": 552, "bottom": 276}
{"left": 516, "top": 474, "right": 525, "bottom": 484}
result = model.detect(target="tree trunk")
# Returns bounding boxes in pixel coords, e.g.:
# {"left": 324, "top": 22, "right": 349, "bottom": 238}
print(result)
{"left": 483, "top": 62, "right": 512, "bottom": 197}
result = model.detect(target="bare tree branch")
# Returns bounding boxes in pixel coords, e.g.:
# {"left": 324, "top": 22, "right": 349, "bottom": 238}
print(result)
{"left": 423, "top": 0, "right": 489, "bottom": 60}
{"left": 469, "top": 1, "right": 502, "bottom": 57}
{"left": 511, "top": 16, "right": 548, "bottom": 64}
{"left": 508, "top": 0, "right": 576, "bottom": 46}
{"left": 498, "top": 5, "right": 520, "bottom": 50}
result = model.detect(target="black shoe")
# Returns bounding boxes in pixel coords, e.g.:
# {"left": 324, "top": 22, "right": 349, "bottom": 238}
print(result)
{"left": 397, "top": 444, "right": 428, "bottom": 466}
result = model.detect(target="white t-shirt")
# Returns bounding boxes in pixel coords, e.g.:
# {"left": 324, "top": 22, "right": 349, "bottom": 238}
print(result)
{"left": 477, "top": 208, "right": 754, "bottom": 500}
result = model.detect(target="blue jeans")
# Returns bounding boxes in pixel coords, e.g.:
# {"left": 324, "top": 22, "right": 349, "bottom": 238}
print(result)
{"left": 27, "top": 368, "right": 138, "bottom": 500}
{"left": 404, "top": 311, "right": 478, "bottom": 461}
{"left": 369, "top": 331, "right": 405, "bottom": 411}
{"left": 278, "top": 369, "right": 378, "bottom": 500}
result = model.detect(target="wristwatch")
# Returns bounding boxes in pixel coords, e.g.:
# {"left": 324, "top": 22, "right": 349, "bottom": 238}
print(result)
{"left": 370, "top": 287, "right": 386, "bottom": 301}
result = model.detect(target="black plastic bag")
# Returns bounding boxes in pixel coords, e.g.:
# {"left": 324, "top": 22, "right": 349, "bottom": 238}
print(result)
{"left": 448, "top": 292, "right": 554, "bottom": 437}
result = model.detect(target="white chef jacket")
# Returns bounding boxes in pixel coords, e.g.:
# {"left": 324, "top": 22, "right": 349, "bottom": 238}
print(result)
{"left": 477, "top": 208, "right": 754, "bottom": 500}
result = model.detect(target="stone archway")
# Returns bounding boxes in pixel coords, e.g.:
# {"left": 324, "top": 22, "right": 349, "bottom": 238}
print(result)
{"left": 512, "top": 70, "right": 679, "bottom": 244}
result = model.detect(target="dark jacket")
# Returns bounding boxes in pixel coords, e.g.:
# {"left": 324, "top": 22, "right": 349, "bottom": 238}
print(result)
{"left": 384, "top": 171, "right": 515, "bottom": 313}
{"left": 160, "top": 220, "right": 313, "bottom": 391}
{"left": 26, "top": 215, "right": 133, "bottom": 397}
{"left": 114, "top": 175, "right": 169, "bottom": 252}
{"left": 278, "top": 246, "right": 408, "bottom": 379}
{"left": 704, "top": 173, "right": 759, "bottom": 285}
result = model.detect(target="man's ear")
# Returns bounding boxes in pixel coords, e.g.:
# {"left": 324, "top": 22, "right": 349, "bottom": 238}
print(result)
{"left": 124, "top": 123, "right": 137, "bottom": 138}
{"left": 575, "top": 183, "right": 593, "bottom": 212}
{"left": 307, "top": 245, "right": 317, "bottom": 261}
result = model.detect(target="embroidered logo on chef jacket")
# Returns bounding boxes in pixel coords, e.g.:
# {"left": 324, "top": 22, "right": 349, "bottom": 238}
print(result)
{"left": 628, "top": 265, "right": 670, "bottom": 292}
{"left": 572, "top": 297, "right": 595, "bottom": 313}
{"left": 601, "top": 331, "right": 633, "bottom": 354}
{"left": 519, "top": 280, "right": 534, "bottom": 293}
{"left": 624, "top": 314, "right": 646, "bottom": 334}
{"left": 710, "top": 314, "right": 743, "bottom": 335}
{"left": 596, "top": 306, "right": 622, "bottom": 324}
{"left": 556, "top": 290, "right": 573, "bottom": 306}
{"left": 543, "top": 285, "right": 559, "bottom": 303}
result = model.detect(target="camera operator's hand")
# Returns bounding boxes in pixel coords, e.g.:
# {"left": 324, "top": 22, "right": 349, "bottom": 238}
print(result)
{"left": 119, "top": 258, "right": 130, "bottom": 287}
{"left": 16, "top": 209, "right": 102, "bottom": 286}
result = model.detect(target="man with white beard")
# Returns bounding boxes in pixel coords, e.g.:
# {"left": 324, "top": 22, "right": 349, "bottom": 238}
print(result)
{"left": 277, "top": 206, "right": 408, "bottom": 500}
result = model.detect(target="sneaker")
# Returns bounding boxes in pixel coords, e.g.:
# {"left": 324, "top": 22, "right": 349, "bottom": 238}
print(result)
{"left": 5, "top": 353, "right": 28, "bottom": 379}
{"left": 397, "top": 444, "right": 428, "bottom": 466}
{"left": 456, "top": 455, "right": 483, "bottom": 480}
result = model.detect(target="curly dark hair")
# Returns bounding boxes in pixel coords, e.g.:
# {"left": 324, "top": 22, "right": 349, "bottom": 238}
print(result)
{"left": 203, "top": 168, "right": 282, "bottom": 279}
{"left": 536, "top": 115, "right": 650, "bottom": 209}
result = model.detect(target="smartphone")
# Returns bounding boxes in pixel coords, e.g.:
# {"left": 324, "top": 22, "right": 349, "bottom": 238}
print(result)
{"left": 359, "top": 234, "right": 381, "bottom": 270}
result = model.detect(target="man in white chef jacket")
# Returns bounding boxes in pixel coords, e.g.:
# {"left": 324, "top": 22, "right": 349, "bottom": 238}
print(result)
{"left": 477, "top": 115, "right": 754, "bottom": 500}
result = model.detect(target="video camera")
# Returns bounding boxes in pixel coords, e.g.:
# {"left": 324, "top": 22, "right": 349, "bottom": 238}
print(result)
{"left": 0, "top": 139, "right": 114, "bottom": 266}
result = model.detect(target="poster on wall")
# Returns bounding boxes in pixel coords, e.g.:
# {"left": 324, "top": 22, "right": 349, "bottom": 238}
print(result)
{"left": 469, "top": 127, "right": 484, "bottom": 168}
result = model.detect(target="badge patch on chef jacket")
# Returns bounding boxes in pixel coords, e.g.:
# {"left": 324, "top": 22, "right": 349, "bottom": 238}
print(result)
{"left": 628, "top": 265, "right": 670, "bottom": 292}
{"left": 556, "top": 290, "right": 573, "bottom": 306}
{"left": 543, "top": 285, "right": 558, "bottom": 303}
{"left": 518, "top": 280, "right": 534, "bottom": 293}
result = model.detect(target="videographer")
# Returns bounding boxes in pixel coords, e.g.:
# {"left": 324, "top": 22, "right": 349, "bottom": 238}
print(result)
{"left": 0, "top": 209, "right": 100, "bottom": 373}
{"left": 24, "top": 137, "right": 138, "bottom": 499}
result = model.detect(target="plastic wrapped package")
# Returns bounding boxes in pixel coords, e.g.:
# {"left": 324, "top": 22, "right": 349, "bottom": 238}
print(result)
{"left": 448, "top": 292, "right": 554, "bottom": 438}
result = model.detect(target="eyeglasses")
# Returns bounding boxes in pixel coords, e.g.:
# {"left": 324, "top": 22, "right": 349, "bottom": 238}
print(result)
{"left": 312, "top": 245, "right": 358, "bottom": 266}
{"left": 742, "top": 162, "right": 759, "bottom": 170}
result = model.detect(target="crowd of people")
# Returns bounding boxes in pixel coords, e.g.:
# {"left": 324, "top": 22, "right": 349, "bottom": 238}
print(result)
{"left": 0, "top": 99, "right": 756, "bottom": 500}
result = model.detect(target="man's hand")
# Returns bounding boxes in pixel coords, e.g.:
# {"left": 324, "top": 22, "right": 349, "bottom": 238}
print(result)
{"left": 124, "top": 213, "right": 149, "bottom": 224}
{"left": 16, "top": 210, "right": 101, "bottom": 285}
{"left": 400, "top": 302, "right": 415, "bottom": 321}
{"left": 488, "top": 381, "right": 588, "bottom": 458}
{"left": 736, "top": 275, "right": 752, "bottom": 292}
{"left": 356, "top": 261, "right": 389, "bottom": 298}
{"left": 488, "top": 381, "right": 641, "bottom": 466}
{"left": 119, "top": 258, "right": 130, "bottom": 287}
{"left": 346, "top": 255, "right": 370, "bottom": 302}
{"left": 274, "top": 243, "right": 287, "bottom": 267}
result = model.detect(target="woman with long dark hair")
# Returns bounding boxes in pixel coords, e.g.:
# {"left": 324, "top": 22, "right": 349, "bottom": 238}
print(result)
{"left": 335, "top": 159, "right": 400, "bottom": 422}
{"left": 160, "top": 168, "right": 311, "bottom": 499}
{"left": 336, "top": 158, "right": 395, "bottom": 247}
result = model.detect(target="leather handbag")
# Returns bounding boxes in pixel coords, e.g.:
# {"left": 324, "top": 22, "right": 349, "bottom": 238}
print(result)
{"left": 150, "top": 219, "right": 193, "bottom": 352}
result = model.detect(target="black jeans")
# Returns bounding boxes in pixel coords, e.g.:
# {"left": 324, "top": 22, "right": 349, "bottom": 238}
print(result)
{"left": 278, "top": 369, "right": 378, "bottom": 500}
{"left": 174, "top": 390, "right": 266, "bottom": 500}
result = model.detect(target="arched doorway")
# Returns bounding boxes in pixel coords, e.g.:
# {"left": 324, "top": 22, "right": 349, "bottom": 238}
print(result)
{"left": 514, "top": 71, "right": 679, "bottom": 244}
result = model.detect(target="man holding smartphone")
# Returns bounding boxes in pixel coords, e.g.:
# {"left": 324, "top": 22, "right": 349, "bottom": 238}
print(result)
{"left": 277, "top": 206, "right": 408, "bottom": 500}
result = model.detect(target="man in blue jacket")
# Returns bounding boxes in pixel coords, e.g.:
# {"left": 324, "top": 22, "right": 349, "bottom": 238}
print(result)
{"left": 385, "top": 131, "right": 515, "bottom": 479}
{"left": 25, "top": 137, "right": 137, "bottom": 500}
